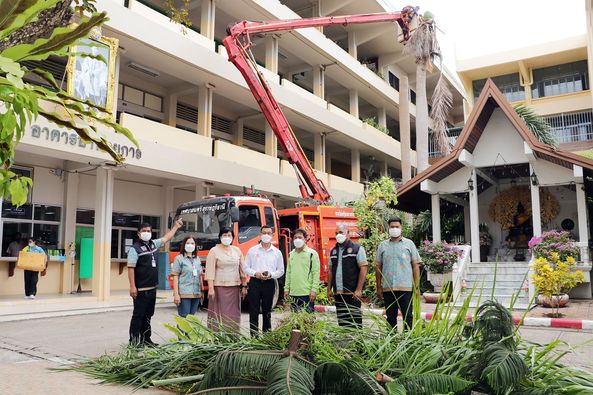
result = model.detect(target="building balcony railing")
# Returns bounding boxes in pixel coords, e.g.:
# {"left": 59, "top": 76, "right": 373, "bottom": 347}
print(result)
{"left": 543, "top": 110, "right": 593, "bottom": 144}
{"left": 429, "top": 126, "right": 463, "bottom": 158}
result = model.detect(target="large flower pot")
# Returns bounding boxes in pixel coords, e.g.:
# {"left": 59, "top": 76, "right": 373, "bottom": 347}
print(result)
{"left": 427, "top": 270, "right": 452, "bottom": 293}
{"left": 537, "top": 294, "right": 570, "bottom": 308}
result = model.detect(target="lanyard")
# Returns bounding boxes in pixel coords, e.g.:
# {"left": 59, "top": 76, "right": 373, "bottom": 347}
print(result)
{"left": 186, "top": 256, "right": 198, "bottom": 276}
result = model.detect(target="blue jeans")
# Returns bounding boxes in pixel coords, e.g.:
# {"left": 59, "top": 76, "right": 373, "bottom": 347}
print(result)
{"left": 177, "top": 298, "right": 201, "bottom": 318}
{"left": 290, "top": 295, "right": 314, "bottom": 313}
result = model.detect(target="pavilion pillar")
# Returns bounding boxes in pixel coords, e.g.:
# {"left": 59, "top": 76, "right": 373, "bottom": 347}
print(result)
{"left": 431, "top": 194, "right": 441, "bottom": 242}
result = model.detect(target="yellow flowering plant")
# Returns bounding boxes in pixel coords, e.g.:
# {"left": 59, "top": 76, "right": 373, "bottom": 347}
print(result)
{"left": 532, "top": 253, "right": 584, "bottom": 316}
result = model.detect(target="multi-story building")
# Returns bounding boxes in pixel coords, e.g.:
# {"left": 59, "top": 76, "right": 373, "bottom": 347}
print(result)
{"left": 0, "top": 0, "right": 464, "bottom": 299}
{"left": 457, "top": 34, "right": 592, "bottom": 155}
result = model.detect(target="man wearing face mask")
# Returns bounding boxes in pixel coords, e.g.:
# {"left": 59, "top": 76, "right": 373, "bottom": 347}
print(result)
{"left": 327, "top": 224, "right": 368, "bottom": 328}
{"left": 375, "top": 217, "right": 421, "bottom": 331}
{"left": 127, "top": 219, "right": 183, "bottom": 346}
{"left": 284, "top": 228, "right": 320, "bottom": 313}
{"left": 243, "top": 225, "right": 284, "bottom": 336}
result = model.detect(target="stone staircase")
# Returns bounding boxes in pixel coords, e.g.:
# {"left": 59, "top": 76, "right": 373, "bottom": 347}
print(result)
{"left": 456, "top": 262, "right": 532, "bottom": 310}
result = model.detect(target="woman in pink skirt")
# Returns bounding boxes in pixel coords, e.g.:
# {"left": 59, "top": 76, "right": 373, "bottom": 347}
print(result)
{"left": 205, "top": 227, "right": 247, "bottom": 333}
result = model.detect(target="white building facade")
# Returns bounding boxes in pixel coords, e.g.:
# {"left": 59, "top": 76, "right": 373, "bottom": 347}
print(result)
{"left": 0, "top": 0, "right": 465, "bottom": 298}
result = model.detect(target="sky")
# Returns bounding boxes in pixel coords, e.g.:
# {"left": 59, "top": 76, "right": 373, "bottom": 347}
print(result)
{"left": 381, "top": 0, "right": 587, "bottom": 72}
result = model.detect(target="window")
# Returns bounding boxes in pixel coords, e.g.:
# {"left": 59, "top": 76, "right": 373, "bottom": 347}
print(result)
{"left": 388, "top": 72, "right": 399, "bottom": 91}
{"left": 473, "top": 73, "right": 524, "bottom": 102}
{"left": 75, "top": 209, "right": 161, "bottom": 259}
{"left": 238, "top": 205, "right": 261, "bottom": 243}
{"left": 1, "top": 202, "right": 61, "bottom": 256}
{"left": 532, "top": 60, "right": 589, "bottom": 99}
{"left": 264, "top": 207, "right": 275, "bottom": 231}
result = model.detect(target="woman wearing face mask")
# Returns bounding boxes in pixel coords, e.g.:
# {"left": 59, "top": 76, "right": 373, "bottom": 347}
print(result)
{"left": 171, "top": 236, "right": 203, "bottom": 317}
{"left": 205, "top": 227, "right": 247, "bottom": 333}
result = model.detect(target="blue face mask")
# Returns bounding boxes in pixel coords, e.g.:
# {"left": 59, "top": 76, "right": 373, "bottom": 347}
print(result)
{"left": 28, "top": 243, "right": 35, "bottom": 249}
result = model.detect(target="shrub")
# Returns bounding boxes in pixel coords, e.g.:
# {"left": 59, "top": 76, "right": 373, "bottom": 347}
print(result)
{"left": 528, "top": 230, "right": 579, "bottom": 262}
{"left": 419, "top": 240, "right": 463, "bottom": 273}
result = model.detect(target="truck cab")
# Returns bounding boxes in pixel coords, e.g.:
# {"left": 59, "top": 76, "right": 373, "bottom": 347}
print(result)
{"left": 169, "top": 196, "right": 280, "bottom": 296}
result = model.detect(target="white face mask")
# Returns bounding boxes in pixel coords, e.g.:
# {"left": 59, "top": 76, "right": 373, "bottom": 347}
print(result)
{"left": 293, "top": 238, "right": 305, "bottom": 249}
{"left": 261, "top": 234, "right": 273, "bottom": 244}
{"left": 139, "top": 232, "right": 152, "bottom": 242}
{"left": 335, "top": 234, "right": 347, "bottom": 244}
{"left": 389, "top": 227, "right": 402, "bottom": 238}
{"left": 185, "top": 243, "right": 196, "bottom": 253}
{"left": 220, "top": 236, "right": 232, "bottom": 246}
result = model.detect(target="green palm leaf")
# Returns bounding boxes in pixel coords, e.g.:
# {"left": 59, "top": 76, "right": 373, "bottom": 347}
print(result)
{"left": 394, "top": 373, "right": 474, "bottom": 395}
{"left": 481, "top": 343, "right": 530, "bottom": 393}
{"left": 474, "top": 300, "right": 515, "bottom": 348}
{"left": 264, "top": 356, "right": 314, "bottom": 395}
{"left": 514, "top": 104, "right": 558, "bottom": 149}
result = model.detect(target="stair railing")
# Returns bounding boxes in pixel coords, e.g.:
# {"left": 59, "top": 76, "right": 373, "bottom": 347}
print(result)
{"left": 452, "top": 245, "right": 472, "bottom": 301}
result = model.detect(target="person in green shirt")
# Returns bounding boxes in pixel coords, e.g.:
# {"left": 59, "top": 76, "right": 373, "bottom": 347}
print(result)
{"left": 283, "top": 228, "right": 320, "bottom": 313}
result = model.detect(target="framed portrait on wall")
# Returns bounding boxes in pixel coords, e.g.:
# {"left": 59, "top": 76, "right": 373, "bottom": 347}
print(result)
{"left": 66, "top": 35, "right": 118, "bottom": 116}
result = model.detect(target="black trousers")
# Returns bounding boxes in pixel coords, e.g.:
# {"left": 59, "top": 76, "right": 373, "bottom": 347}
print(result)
{"left": 129, "top": 288, "right": 157, "bottom": 344}
{"left": 24, "top": 270, "right": 39, "bottom": 297}
{"left": 334, "top": 293, "right": 362, "bottom": 328}
{"left": 247, "top": 278, "right": 275, "bottom": 336}
{"left": 384, "top": 290, "right": 413, "bottom": 331}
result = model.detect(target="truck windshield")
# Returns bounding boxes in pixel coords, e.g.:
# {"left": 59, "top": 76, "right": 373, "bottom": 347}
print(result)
{"left": 170, "top": 204, "right": 231, "bottom": 251}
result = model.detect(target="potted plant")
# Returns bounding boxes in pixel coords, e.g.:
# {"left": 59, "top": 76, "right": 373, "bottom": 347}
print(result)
{"left": 529, "top": 231, "right": 584, "bottom": 317}
{"left": 479, "top": 223, "right": 492, "bottom": 262}
{"left": 419, "top": 240, "right": 463, "bottom": 298}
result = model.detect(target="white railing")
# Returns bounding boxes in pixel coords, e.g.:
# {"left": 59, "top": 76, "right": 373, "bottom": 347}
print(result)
{"left": 544, "top": 110, "right": 593, "bottom": 144}
{"left": 577, "top": 242, "right": 591, "bottom": 264}
{"left": 452, "top": 245, "right": 472, "bottom": 301}
{"left": 429, "top": 126, "right": 463, "bottom": 158}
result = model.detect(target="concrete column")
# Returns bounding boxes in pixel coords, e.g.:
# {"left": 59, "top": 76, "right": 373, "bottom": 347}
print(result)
{"left": 312, "top": 65, "right": 325, "bottom": 99}
{"left": 468, "top": 170, "right": 480, "bottom": 263}
{"left": 265, "top": 35, "right": 279, "bottom": 74}
{"left": 313, "top": 133, "right": 325, "bottom": 172}
{"left": 380, "top": 161, "right": 389, "bottom": 177}
{"left": 349, "top": 89, "right": 359, "bottom": 119}
{"left": 163, "top": 94, "right": 177, "bottom": 127}
{"left": 464, "top": 205, "right": 471, "bottom": 245}
{"left": 351, "top": 149, "right": 360, "bottom": 183}
{"left": 431, "top": 194, "right": 441, "bottom": 242}
{"left": 112, "top": 51, "right": 121, "bottom": 118}
{"left": 576, "top": 182, "right": 590, "bottom": 262}
{"left": 325, "top": 151, "right": 332, "bottom": 174}
{"left": 197, "top": 183, "right": 211, "bottom": 200}
{"left": 200, "top": 0, "right": 216, "bottom": 40}
{"left": 399, "top": 75, "right": 412, "bottom": 182}
{"left": 348, "top": 31, "right": 357, "bottom": 59}
{"left": 162, "top": 186, "right": 174, "bottom": 250}
{"left": 197, "top": 84, "right": 213, "bottom": 137}
{"left": 92, "top": 168, "right": 114, "bottom": 301}
{"left": 232, "top": 119, "right": 244, "bottom": 146}
{"left": 61, "top": 168, "right": 79, "bottom": 294}
{"left": 265, "top": 123, "right": 277, "bottom": 158}
{"left": 377, "top": 107, "right": 387, "bottom": 130}
{"left": 587, "top": 0, "right": 593, "bottom": 106}
{"left": 530, "top": 165, "right": 542, "bottom": 237}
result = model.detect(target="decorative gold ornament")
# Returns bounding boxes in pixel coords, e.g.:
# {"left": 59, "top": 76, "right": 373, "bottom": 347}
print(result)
{"left": 488, "top": 186, "right": 559, "bottom": 229}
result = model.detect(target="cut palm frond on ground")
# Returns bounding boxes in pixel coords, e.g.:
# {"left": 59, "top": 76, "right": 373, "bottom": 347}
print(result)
{"left": 71, "top": 294, "right": 593, "bottom": 395}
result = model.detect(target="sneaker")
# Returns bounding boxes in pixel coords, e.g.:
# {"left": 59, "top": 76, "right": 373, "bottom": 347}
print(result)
{"left": 24, "top": 295, "right": 30, "bottom": 299}
{"left": 30, "top": 295, "right": 35, "bottom": 299}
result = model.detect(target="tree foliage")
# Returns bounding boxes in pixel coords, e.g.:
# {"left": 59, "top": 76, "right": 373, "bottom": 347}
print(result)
{"left": 0, "top": 0, "right": 136, "bottom": 205}
{"left": 514, "top": 104, "right": 558, "bottom": 149}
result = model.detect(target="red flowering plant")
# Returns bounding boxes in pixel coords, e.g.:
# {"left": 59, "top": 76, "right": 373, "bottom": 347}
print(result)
{"left": 528, "top": 230, "right": 579, "bottom": 262}
{"left": 420, "top": 240, "right": 464, "bottom": 273}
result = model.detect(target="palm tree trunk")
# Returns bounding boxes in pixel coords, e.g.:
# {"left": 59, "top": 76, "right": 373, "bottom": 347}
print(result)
{"left": 416, "top": 65, "right": 429, "bottom": 172}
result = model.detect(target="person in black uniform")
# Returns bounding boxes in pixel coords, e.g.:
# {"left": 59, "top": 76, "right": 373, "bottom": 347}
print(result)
{"left": 127, "top": 219, "right": 183, "bottom": 346}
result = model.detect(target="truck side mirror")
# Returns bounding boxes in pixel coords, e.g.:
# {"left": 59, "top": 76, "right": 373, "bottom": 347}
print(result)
{"left": 230, "top": 206, "right": 240, "bottom": 223}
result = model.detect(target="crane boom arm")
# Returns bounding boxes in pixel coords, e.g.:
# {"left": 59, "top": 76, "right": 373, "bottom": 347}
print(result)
{"left": 223, "top": 6, "right": 417, "bottom": 202}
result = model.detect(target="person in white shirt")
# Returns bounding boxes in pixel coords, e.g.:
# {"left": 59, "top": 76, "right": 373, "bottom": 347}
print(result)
{"left": 243, "top": 225, "right": 284, "bottom": 336}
